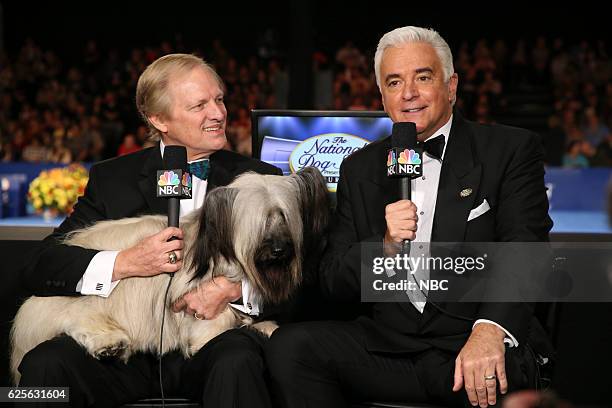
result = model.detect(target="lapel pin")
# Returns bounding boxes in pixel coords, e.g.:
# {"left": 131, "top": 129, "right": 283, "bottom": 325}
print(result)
{"left": 460, "top": 188, "right": 473, "bottom": 198}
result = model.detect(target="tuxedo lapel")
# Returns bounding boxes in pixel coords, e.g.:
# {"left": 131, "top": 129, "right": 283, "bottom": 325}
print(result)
{"left": 431, "top": 114, "right": 481, "bottom": 243}
{"left": 359, "top": 179, "right": 398, "bottom": 237}
{"left": 138, "top": 144, "right": 167, "bottom": 215}
{"left": 358, "top": 138, "right": 398, "bottom": 237}
{"left": 208, "top": 150, "right": 238, "bottom": 190}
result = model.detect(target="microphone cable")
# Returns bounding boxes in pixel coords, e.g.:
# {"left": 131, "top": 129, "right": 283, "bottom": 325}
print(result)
{"left": 158, "top": 272, "right": 174, "bottom": 408}
{"left": 402, "top": 245, "right": 474, "bottom": 322}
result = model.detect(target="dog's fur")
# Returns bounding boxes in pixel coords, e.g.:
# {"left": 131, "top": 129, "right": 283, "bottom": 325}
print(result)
{"left": 10, "top": 167, "right": 329, "bottom": 384}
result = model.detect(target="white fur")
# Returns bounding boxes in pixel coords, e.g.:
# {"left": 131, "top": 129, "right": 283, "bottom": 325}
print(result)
{"left": 9, "top": 212, "right": 256, "bottom": 384}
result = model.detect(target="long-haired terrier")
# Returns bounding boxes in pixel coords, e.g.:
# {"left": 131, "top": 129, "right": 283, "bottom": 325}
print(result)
{"left": 10, "top": 167, "right": 329, "bottom": 384}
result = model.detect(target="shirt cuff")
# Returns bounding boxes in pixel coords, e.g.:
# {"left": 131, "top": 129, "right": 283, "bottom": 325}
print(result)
{"left": 384, "top": 266, "right": 396, "bottom": 277}
{"left": 76, "top": 251, "right": 120, "bottom": 297}
{"left": 473, "top": 319, "right": 519, "bottom": 348}
{"left": 228, "top": 280, "right": 261, "bottom": 316}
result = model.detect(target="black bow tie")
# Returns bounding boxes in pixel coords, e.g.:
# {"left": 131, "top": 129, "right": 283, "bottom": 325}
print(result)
{"left": 188, "top": 160, "right": 210, "bottom": 180}
{"left": 421, "top": 135, "right": 445, "bottom": 160}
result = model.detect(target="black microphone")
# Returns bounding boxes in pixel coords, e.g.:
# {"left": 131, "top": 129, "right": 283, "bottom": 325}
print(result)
{"left": 387, "top": 122, "right": 421, "bottom": 254}
{"left": 157, "top": 146, "right": 192, "bottom": 228}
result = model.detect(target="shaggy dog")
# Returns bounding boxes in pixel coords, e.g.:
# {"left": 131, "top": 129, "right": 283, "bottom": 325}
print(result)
{"left": 10, "top": 166, "right": 329, "bottom": 384}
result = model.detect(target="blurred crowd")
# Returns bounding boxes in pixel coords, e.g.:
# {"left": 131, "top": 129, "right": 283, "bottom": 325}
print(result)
{"left": 0, "top": 35, "right": 610, "bottom": 167}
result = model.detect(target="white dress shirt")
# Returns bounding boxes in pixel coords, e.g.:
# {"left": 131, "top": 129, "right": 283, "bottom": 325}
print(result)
{"left": 390, "top": 115, "right": 518, "bottom": 347}
{"left": 76, "top": 142, "right": 260, "bottom": 316}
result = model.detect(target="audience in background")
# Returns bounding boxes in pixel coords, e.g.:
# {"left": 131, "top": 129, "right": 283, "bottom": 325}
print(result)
{"left": 116, "top": 134, "right": 141, "bottom": 157}
{"left": 563, "top": 140, "right": 591, "bottom": 168}
{"left": 0, "top": 36, "right": 610, "bottom": 167}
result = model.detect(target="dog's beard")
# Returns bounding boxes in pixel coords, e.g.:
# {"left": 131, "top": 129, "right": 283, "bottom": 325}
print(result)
{"left": 253, "top": 240, "right": 301, "bottom": 304}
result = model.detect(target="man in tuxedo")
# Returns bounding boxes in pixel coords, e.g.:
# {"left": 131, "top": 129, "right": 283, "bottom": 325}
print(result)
{"left": 266, "top": 26, "right": 552, "bottom": 407}
{"left": 19, "top": 54, "right": 281, "bottom": 408}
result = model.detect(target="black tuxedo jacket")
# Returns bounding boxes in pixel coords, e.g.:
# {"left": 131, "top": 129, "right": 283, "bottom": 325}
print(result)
{"left": 24, "top": 146, "right": 281, "bottom": 296}
{"left": 321, "top": 112, "right": 552, "bottom": 354}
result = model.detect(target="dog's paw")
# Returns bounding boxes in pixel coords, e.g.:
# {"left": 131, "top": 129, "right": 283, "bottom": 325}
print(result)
{"left": 69, "top": 325, "right": 132, "bottom": 362}
{"left": 93, "top": 341, "right": 130, "bottom": 360}
{"left": 186, "top": 344, "right": 200, "bottom": 357}
{"left": 251, "top": 320, "right": 278, "bottom": 337}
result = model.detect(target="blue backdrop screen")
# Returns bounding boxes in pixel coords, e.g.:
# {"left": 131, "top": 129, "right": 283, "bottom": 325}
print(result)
{"left": 253, "top": 111, "right": 392, "bottom": 192}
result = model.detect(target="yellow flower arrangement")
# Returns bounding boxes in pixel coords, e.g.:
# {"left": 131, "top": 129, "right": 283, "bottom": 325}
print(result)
{"left": 28, "top": 164, "right": 89, "bottom": 215}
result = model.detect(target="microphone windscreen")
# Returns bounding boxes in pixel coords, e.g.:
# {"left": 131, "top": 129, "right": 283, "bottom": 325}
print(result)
{"left": 391, "top": 122, "right": 417, "bottom": 149}
{"left": 163, "top": 145, "right": 188, "bottom": 170}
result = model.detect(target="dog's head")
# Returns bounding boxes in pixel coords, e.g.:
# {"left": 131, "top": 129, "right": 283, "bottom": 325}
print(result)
{"left": 189, "top": 167, "right": 329, "bottom": 304}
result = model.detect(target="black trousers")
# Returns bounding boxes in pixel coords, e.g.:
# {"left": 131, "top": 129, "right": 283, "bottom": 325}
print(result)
{"left": 265, "top": 321, "right": 535, "bottom": 408}
{"left": 18, "top": 328, "right": 272, "bottom": 408}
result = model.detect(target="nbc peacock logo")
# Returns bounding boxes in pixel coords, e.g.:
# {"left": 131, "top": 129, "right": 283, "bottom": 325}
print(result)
{"left": 182, "top": 172, "right": 192, "bottom": 188}
{"left": 387, "top": 150, "right": 397, "bottom": 166}
{"left": 387, "top": 147, "right": 423, "bottom": 177}
{"left": 398, "top": 149, "right": 421, "bottom": 165}
{"left": 158, "top": 171, "right": 180, "bottom": 186}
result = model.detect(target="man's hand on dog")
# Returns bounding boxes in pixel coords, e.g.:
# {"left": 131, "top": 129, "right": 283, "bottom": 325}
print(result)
{"left": 112, "top": 227, "right": 184, "bottom": 281}
{"left": 172, "top": 277, "right": 242, "bottom": 320}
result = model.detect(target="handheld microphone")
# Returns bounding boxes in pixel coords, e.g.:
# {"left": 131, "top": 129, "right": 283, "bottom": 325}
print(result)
{"left": 157, "top": 146, "right": 192, "bottom": 228}
{"left": 387, "top": 122, "right": 421, "bottom": 254}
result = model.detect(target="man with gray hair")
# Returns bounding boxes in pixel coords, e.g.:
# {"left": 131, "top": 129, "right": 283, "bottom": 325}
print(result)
{"left": 266, "top": 26, "right": 552, "bottom": 407}
{"left": 19, "top": 53, "right": 281, "bottom": 408}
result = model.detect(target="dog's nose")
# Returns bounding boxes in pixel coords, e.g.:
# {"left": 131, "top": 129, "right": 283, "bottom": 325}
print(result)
{"left": 272, "top": 246, "right": 286, "bottom": 258}
{"left": 270, "top": 240, "right": 291, "bottom": 259}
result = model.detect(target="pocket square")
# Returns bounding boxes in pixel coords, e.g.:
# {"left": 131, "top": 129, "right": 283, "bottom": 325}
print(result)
{"left": 468, "top": 199, "right": 491, "bottom": 221}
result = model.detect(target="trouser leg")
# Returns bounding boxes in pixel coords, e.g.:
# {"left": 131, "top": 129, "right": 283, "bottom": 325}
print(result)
{"left": 18, "top": 335, "right": 160, "bottom": 408}
{"left": 265, "top": 321, "right": 429, "bottom": 408}
{"left": 179, "top": 327, "right": 272, "bottom": 408}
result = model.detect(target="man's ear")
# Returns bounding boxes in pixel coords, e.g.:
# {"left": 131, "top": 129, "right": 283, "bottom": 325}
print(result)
{"left": 380, "top": 91, "right": 387, "bottom": 113}
{"left": 448, "top": 73, "right": 459, "bottom": 104}
{"left": 148, "top": 114, "right": 168, "bottom": 134}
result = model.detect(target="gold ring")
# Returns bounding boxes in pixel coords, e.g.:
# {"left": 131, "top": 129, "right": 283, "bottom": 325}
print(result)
{"left": 168, "top": 251, "right": 178, "bottom": 264}
{"left": 194, "top": 312, "right": 204, "bottom": 320}
{"left": 484, "top": 374, "right": 496, "bottom": 381}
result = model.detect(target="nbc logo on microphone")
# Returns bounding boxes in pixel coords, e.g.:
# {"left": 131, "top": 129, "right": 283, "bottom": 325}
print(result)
{"left": 182, "top": 172, "right": 192, "bottom": 189}
{"left": 158, "top": 171, "right": 180, "bottom": 186}
{"left": 387, "top": 150, "right": 397, "bottom": 166}
{"left": 398, "top": 149, "right": 421, "bottom": 165}
{"left": 387, "top": 148, "right": 423, "bottom": 177}
{"left": 157, "top": 171, "right": 182, "bottom": 196}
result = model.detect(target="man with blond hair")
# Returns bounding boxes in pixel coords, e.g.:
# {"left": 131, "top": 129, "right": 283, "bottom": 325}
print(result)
{"left": 20, "top": 53, "right": 281, "bottom": 408}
